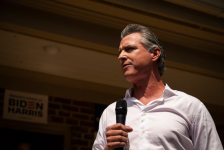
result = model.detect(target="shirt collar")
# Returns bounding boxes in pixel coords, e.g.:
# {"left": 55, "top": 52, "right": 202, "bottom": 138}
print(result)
{"left": 124, "top": 84, "right": 178, "bottom": 100}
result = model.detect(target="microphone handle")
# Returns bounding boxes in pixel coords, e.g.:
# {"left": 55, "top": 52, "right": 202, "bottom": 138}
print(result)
{"left": 115, "top": 115, "right": 126, "bottom": 150}
{"left": 116, "top": 114, "right": 126, "bottom": 125}
{"left": 115, "top": 148, "right": 123, "bottom": 150}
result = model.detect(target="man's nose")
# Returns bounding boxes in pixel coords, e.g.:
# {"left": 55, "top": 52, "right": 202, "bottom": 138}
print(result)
{"left": 118, "top": 50, "right": 127, "bottom": 61}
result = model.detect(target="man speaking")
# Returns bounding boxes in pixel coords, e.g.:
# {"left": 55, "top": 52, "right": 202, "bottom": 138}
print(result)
{"left": 92, "top": 24, "right": 223, "bottom": 150}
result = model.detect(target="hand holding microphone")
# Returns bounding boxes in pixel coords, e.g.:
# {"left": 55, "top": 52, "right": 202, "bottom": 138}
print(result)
{"left": 105, "top": 100, "right": 133, "bottom": 150}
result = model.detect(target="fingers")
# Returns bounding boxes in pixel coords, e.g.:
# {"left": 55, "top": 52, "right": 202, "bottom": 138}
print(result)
{"left": 107, "top": 135, "right": 128, "bottom": 143}
{"left": 107, "top": 123, "right": 133, "bottom": 132}
{"left": 107, "top": 141, "right": 126, "bottom": 148}
{"left": 107, "top": 123, "right": 127, "bottom": 131}
{"left": 125, "top": 125, "right": 133, "bottom": 132}
{"left": 105, "top": 124, "right": 132, "bottom": 149}
{"left": 106, "top": 129, "right": 128, "bottom": 137}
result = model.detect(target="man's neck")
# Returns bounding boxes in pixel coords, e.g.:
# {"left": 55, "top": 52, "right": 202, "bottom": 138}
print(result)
{"left": 132, "top": 74, "right": 165, "bottom": 105}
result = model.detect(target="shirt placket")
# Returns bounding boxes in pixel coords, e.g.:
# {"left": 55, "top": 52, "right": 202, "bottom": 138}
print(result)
{"left": 139, "top": 100, "right": 163, "bottom": 150}
{"left": 139, "top": 106, "right": 147, "bottom": 150}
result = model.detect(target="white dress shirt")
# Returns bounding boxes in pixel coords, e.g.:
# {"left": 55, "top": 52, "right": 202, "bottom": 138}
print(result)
{"left": 93, "top": 85, "right": 223, "bottom": 150}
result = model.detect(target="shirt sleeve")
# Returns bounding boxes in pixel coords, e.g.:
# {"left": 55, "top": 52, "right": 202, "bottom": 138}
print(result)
{"left": 192, "top": 103, "right": 223, "bottom": 150}
{"left": 92, "top": 109, "right": 107, "bottom": 150}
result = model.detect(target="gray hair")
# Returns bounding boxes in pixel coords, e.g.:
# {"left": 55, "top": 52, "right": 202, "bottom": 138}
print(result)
{"left": 121, "top": 24, "right": 166, "bottom": 76}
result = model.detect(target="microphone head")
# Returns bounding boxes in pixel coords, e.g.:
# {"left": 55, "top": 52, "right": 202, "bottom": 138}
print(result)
{"left": 115, "top": 99, "right": 127, "bottom": 116}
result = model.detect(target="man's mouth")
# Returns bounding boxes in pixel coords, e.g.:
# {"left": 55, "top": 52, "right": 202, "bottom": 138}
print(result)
{"left": 123, "top": 64, "right": 131, "bottom": 69}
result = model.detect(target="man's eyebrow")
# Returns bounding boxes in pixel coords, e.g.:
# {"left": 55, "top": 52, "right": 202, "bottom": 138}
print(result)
{"left": 124, "top": 45, "right": 135, "bottom": 48}
{"left": 118, "top": 45, "right": 136, "bottom": 53}
{"left": 118, "top": 48, "right": 122, "bottom": 54}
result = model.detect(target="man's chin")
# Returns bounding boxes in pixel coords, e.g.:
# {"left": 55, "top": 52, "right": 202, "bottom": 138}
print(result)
{"left": 124, "top": 74, "right": 135, "bottom": 83}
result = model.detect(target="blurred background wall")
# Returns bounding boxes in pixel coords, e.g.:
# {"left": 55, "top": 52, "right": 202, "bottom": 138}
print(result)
{"left": 0, "top": 0, "right": 224, "bottom": 149}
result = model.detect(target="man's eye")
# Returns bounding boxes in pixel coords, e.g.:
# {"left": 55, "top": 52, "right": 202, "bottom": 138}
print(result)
{"left": 126, "top": 48, "right": 135, "bottom": 52}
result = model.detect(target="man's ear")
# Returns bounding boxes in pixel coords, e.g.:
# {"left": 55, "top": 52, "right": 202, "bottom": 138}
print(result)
{"left": 152, "top": 47, "right": 161, "bottom": 62}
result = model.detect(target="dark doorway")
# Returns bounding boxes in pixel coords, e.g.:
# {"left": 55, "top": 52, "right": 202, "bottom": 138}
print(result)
{"left": 0, "top": 128, "right": 64, "bottom": 150}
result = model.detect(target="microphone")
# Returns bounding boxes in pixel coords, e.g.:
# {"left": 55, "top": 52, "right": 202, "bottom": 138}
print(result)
{"left": 115, "top": 99, "right": 127, "bottom": 150}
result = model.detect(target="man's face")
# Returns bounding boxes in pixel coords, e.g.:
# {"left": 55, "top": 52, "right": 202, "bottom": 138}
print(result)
{"left": 118, "top": 33, "right": 154, "bottom": 83}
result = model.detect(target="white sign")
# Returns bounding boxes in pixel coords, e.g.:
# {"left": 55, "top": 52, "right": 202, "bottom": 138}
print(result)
{"left": 3, "top": 90, "right": 48, "bottom": 124}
